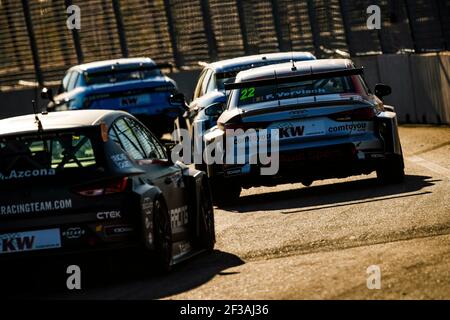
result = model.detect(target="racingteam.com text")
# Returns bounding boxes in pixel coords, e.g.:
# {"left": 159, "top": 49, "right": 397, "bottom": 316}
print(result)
{"left": 0, "top": 199, "right": 72, "bottom": 215}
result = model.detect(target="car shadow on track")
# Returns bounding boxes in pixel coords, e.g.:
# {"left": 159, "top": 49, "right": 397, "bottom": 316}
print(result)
{"left": 1, "top": 250, "right": 244, "bottom": 300}
{"left": 222, "top": 175, "right": 438, "bottom": 213}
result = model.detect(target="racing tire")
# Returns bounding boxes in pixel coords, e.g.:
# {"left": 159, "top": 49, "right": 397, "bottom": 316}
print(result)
{"left": 376, "top": 155, "right": 405, "bottom": 184}
{"left": 152, "top": 198, "right": 173, "bottom": 273}
{"left": 198, "top": 181, "right": 215, "bottom": 251}
{"left": 210, "top": 177, "right": 242, "bottom": 207}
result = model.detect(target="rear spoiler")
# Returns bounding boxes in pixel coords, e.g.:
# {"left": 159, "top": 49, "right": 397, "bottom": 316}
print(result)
{"left": 84, "top": 63, "right": 174, "bottom": 77}
{"left": 224, "top": 68, "right": 364, "bottom": 91}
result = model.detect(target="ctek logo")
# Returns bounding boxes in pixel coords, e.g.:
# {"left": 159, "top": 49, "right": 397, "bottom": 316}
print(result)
{"left": 97, "top": 211, "right": 122, "bottom": 220}
{"left": 2, "top": 236, "right": 35, "bottom": 252}
{"left": 279, "top": 126, "right": 305, "bottom": 139}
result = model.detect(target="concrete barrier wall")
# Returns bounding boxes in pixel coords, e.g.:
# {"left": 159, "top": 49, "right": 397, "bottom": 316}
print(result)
{"left": 353, "top": 52, "right": 450, "bottom": 124}
{"left": 0, "top": 54, "right": 449, "bottom": 124}
{"left": 0, "top": 87, "right": 41, "bottom": 120}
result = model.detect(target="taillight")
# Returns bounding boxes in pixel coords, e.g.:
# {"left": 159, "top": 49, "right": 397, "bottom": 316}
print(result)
{"left": 330, "top": 107, "right": 375, "bottom": 121}
{"left": 74, "top": 177, "right": 128, "bottom": 197}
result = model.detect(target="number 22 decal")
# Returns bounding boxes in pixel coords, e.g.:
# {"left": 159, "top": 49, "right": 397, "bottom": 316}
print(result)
{"left": 240, "top": 87, "right": 255, "bottom": 100}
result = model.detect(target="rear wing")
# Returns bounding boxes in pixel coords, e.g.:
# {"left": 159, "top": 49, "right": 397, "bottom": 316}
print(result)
{"left": 224, "top": 68, "right": 364, "bottom": 91}
{"left": 84, "top": 62, "right": 174, "bottom": 77}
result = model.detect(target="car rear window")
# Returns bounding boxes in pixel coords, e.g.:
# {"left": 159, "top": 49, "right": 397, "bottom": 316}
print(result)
{"left": 237, "top": 76, "right": 355, "bottom": 106}
{"left": 85, "top": 68, "right": 162, "bottom": 85}
{"left": 0, "top": 132, "right": 99, "bottom": 182}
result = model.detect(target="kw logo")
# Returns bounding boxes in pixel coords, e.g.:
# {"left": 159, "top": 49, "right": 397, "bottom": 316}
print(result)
{"left": 279, "top": 126, "right": 305, "bottom": 139}
{"left": 2, "top": 236, "right": 35, "bottom": 252}
{"left": 121, "top": 97, "right": 138, "bottom": 106}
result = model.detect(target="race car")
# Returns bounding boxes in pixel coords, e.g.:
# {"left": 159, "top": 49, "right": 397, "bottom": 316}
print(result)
{"left": 0, "top": 110, "right": 215, "bottom": 272}
{"left": 46, "top": 57, "right": 183, "bottom": 137}
{"left": 203, "top": 59, "right": 405, "bottom": 204}
{"left": 174, "top": 52, "right": 316, "bottom": 166}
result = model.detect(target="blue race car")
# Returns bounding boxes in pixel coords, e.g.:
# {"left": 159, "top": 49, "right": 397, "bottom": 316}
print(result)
{"left": 48, "top": 58, "right": 183, "bottom": 137}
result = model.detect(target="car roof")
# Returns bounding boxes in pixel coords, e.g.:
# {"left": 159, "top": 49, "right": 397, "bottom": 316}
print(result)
{"left": 235, "top": 59, "right": 355, "bottom": 82}
{"left": 0, "top": 110, "right": 128, "bottom": 136}
{"left": 207, "top": 52, "right": 316, "bottom": 73}
{"left": 70, "top": 57, "right": 156, "bottom": 74}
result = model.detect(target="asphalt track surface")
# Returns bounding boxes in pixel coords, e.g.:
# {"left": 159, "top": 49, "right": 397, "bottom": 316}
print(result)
{"left": 3, "top": 125, "right": 450, "bottom": 300}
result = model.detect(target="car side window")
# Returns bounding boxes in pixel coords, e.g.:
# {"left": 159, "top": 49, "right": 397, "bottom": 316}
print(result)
{"left": 76, "top": 73, "right": 86, "bottom": 87}
{"left": 125, "top": 118, "right": 167, "bottom": 160}
{"left": 206, "top": 72, "right": 217, "bottom": 93}
{"left": 200, "top": 69, "right": 213, "bottom": 96}
{"left": 194, "top": 69, "right": 208, "bottom": 99}
{"left": 62, "top": 72, "right": 71, "bottom": 92}
{"left": 359, "top": 76, "right": 371, "bottom": 94}
{"left": 67, "top": 72, "right": 79, "bottom": 92}
{"left": 110, "top": 118, "right": 146, "bottom": 160}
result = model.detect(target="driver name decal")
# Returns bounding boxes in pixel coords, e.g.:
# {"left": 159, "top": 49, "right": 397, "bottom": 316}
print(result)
{"left": 0, "top": 169, "right": 56, "bottom": 181}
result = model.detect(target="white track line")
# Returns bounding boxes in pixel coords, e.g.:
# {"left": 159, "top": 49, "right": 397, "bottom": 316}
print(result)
{"left": 406, "top": 156, "right": 450, "bottom": 179}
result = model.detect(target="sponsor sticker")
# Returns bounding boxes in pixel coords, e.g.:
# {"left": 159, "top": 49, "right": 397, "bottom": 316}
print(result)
{"left": 0, "top": 229, "right": 61, "bottom": 254}
{"left": 170, "top": 205, "right": 189, "bottom": 229}
{"left": 111, "top": 153, "right": 132, "bottom": 169}
{"left": 120, "top": 94, "right": 151, "bottom": 107}
{"left": 104, "top": 225, "right": 134, "bottom": 236}
{"left": 96, "top": 211, "right": 122, "bottom": 220}
{"left": 0, "top": 169, "right": 56, "bottom": 181}
{"left": 0, "top": 199, "right": 73, "bottom": 216}
{"left": 62, "top": 227, "right": 86, "bottom": 240}
{"left": 328, "top": 122, "right": 368, "bottom": 134}
{"left": 269, "top": 120, "right": 326, "bottom": 139}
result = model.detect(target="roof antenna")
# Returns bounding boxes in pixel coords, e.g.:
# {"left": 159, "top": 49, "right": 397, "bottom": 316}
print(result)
{"left": 288, "top": 24, "right": 296, "bottom": 72}
{"left": 291, "top": 51, "right": 297, "bottom": 72}
{"left": 32, "top": 99, "right": 43, "bottom": 132}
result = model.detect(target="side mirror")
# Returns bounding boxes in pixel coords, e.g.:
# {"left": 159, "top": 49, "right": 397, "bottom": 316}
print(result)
{"left": 204, "top": 102, "right": 225, "bottom": 118}
{"left": 169, "top": 92, "right": 186, "bottom": 105}
{"left": 41, "top": 87, "right": 55, "bottom": 103}
{"left": 374, "top": 84, "right": 392, "bottom": 99}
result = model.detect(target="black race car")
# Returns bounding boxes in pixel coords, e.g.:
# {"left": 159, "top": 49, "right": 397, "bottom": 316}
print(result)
{"left": 0, "top": 109, "right": 215, "bottom": 272}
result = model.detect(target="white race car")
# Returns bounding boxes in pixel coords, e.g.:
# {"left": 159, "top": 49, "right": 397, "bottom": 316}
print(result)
{"left": 204, "top": 59, "right": 405, "bottom": 204}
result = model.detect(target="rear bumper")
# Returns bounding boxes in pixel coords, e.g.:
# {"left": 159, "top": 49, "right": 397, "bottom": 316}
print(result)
{"left": 223, "top": 156, "right": 396, "bottom": 188}
{"left": 214, "top": 142, "right": 400, "bottom": 187}
{"left": 0, "top": 218, "right": 144, "bottom": 262}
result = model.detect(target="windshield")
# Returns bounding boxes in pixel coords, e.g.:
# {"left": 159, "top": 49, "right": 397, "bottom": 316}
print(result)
{"left": 0, "top": 132, "right": 99, "bottom": 182}
{"left": 236, "top": 76, "right": 355, "bottom": 106}
{"left": 85, "top": 68, "right": 162, "bottom": 85}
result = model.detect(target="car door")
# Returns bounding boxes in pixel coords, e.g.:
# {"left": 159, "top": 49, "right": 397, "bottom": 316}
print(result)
{"left": 112, "top": 117, "right": 190, "bottom": 240}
